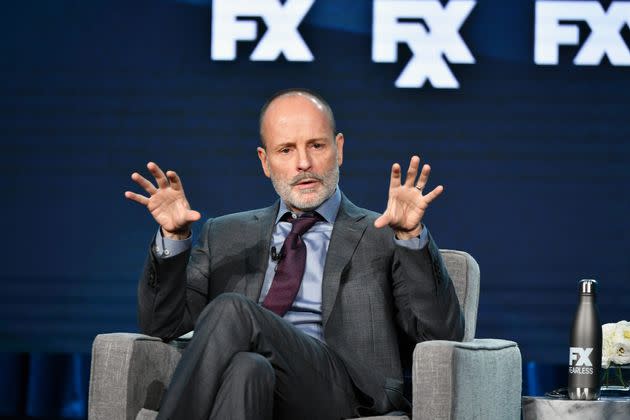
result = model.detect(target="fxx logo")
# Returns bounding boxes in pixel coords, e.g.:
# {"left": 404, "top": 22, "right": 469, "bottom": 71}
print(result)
{"left": 372, "top": 0, "right": 476, "bottom": 88}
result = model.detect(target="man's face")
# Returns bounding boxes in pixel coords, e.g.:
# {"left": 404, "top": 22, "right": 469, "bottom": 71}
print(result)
{"left": 257, "top": 94, "right": 344, "bottom": 212}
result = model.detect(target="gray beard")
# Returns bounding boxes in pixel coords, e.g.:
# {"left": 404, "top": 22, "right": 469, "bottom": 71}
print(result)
{"left": 269, "top": 165, "right": 339, "bottom": 212}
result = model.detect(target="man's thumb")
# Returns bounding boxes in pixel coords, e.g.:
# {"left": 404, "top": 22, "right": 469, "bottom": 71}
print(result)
{"left": 373, "top": 215, "right": 388, "bottom": 229}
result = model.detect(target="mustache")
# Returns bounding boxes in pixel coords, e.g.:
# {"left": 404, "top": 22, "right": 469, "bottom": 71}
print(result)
{"left": 290, "top": 172, "right": 324, "bottom": 186}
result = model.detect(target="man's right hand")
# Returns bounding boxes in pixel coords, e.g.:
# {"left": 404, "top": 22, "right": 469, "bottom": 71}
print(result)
{"left": 124, "top": 162, "right": 201, "bottom": 240}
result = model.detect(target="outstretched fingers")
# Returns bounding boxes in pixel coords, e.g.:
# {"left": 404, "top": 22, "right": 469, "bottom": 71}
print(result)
{"left": 373, "top": 213, "right": 391, "bottom": 229}
{"left": 376, "top": 156, "right": 442, "bottom": 232}
{"left": 389, "top": 163, "right": 402, "bottom": 191}
{"left": 147, "top": 162, "right": 169, "bottom": 189}
{"left": 423, "top": 185, "right": 444, "bottom": 204}
{"left": 416, "top": 164, "right": 431, "bottom": 190}
{"left": 124, "top": 190, "right": 149, "bottom": 205}
{"left": 404, "top": 155, "right": 421, "bottom": 187}
{"left": 187, "top": 209, "right": 202, "bottom": 223}
{"left": 131, "top": 172, "right": 157, "bottom": 195}
{"left": 166, "top": 170, "right": 183, "bottom": 191}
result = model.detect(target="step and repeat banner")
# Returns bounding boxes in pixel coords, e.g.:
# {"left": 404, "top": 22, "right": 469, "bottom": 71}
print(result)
{"left": 1, "top": 0, "right": 628, "bottom": 364}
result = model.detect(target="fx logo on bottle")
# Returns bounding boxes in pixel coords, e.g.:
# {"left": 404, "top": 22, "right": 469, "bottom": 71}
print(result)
{"left": 211, "top": 0, "right": 314, "bottom": 61}
{"left": 372, "top": 0, "right": 476, "bottom": 88}
{"left": 569, "top": 347, "right": 593, "bottom": 367}
{"left": 535, "top": 1, "right": 630, "bottom": 65}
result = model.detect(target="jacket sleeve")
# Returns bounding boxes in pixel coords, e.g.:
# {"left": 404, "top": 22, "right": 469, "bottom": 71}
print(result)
{"left": 390, "top": 228, "right": 465, "bottom": 343}
{"left": 137, "top": 219, "right": 214, "bottom": 341}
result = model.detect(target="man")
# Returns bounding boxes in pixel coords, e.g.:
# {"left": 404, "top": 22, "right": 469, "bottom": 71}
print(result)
{"left": 125, "top": 89, "right": 464, "bottom": 420}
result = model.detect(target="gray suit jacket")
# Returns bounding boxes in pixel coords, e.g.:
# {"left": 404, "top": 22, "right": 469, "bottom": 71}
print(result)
{"left": 138, "top": 194, "right": 464, "bottom": 413}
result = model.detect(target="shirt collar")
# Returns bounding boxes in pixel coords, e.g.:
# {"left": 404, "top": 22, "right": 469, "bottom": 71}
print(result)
{"left": 276, "top": 187, "right": 341, "bottom": 224}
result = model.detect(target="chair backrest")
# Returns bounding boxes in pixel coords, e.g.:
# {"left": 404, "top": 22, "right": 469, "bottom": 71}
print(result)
{"left": 440, "top": 249, "right": 480, "bottom": 341}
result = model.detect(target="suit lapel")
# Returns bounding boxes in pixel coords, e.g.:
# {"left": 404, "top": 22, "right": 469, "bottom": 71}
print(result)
{"left": 243, "top": 202, "right": 279, "bottom": 302}
{"left": 322, "top": 194, "right": 369, "bottom": 327}
{"left": 237, "top": 195, "right": 368, "bottom": 323}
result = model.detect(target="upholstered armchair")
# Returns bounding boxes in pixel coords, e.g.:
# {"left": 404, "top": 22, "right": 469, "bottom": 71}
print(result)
{"left": 88, "top": 250, "right": 522, "bottom": 420}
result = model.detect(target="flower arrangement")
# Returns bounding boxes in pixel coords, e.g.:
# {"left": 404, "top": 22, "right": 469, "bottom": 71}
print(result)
{"left": 602, "top": 320, "right": 630, "bottom": 368}
{"left": 601, "top": 320, "right": 630, "bottom": 391}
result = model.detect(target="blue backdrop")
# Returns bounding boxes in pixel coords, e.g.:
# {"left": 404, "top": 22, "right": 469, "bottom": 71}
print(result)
{"left": 1, "top": 0, "right": 629, "bottom": 416}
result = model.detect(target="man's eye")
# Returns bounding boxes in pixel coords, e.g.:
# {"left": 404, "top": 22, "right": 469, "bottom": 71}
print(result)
{"left": 312, "top": 143, "right": 323, "bottom": 149}
{"left": 280, "top": 148, "right": 290, "bottom": 154}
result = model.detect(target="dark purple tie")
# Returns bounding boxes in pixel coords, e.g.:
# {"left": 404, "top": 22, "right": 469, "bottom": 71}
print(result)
{"left": 262, "top": 212, "right": 322, "bottom": 316}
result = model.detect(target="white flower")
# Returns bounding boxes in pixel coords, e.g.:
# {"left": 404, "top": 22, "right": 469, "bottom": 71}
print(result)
{"left": 602, "top": 320, "right": 630, "bottom": 367}
{"left": 612, "top": 341, "right": 630, "bottom": 365}
{"left": 602, "top": 323, "right": 616, "bottom": 368}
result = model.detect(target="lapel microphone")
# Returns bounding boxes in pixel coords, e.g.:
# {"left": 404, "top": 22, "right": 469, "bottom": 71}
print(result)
{"left": 270, "top": 246, "right": 283, "bottom": 262}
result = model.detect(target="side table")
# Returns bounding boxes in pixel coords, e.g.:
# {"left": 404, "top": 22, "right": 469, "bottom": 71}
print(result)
{"left": 522, "top": 395, "right": 630, "bottom": 420}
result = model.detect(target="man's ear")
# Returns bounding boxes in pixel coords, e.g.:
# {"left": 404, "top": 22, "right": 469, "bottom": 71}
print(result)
{"left": 335, "top": 133, "right": 344, "bottom": 167}
{"left": 257, "top": 147, "right": 271, "bottom": 178}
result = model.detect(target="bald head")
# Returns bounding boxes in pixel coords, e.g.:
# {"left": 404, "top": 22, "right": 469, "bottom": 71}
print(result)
{"left": 259, "top": 89, "right": 336, "bottom": 147}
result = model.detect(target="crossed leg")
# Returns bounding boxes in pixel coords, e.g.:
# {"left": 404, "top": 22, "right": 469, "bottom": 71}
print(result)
{"left": 156, "top": 293, "right": 361, "bottom": 420}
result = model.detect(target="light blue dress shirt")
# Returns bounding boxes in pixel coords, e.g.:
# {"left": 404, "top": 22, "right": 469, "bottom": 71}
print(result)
{"left": 154, "top": 188, "right": 428, "bottom": 341}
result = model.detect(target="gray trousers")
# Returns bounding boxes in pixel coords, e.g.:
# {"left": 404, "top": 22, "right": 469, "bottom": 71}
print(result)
{"left": 156, "top": 293, "right": 376, "bottom": 420}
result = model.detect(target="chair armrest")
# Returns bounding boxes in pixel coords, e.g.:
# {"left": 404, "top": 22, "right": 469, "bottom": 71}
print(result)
{"left": 413, "top": 338, "right": 522, "bottom": 420}
{"left": 88, "top": 333, "right": 182, "bottom": 420}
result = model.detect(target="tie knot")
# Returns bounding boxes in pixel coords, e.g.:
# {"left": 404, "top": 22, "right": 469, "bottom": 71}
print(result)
{"left": 283, "top": 212, "right": 323, "bottom": 236}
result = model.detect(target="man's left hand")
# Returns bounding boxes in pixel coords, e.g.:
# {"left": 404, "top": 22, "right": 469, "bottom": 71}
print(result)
{"left": 374, "top": 155, "right": 443, "bottom": 240}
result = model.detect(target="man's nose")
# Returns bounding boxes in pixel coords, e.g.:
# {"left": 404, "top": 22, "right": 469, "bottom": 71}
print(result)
{"left": 296, "top": 148, "right": 312, "bottom": 171}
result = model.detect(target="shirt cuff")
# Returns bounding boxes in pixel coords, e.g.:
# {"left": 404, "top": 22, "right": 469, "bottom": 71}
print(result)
{"left": 394, "top": 225, "right": 429, "bottom": 250}
{"left": 153, "top": 227, "right": 192, "bottom": 258}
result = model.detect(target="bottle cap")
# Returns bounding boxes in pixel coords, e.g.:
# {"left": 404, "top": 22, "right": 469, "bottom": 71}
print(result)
{"left": 579, "top": 279, "right": 597, "bottom": 294}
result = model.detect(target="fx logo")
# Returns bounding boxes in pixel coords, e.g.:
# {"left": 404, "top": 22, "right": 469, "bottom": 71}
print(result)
{"left": 569, "top": 347, "right": 593, "bottom": 366}
{"left": 372, "top": 0, "right": 476, "bottom": 88}
{"left": 211, "top": 0, "right": 314, "bottom": 61}
{"left": 535, "top": 1, "right": 630, "bottom": 65}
